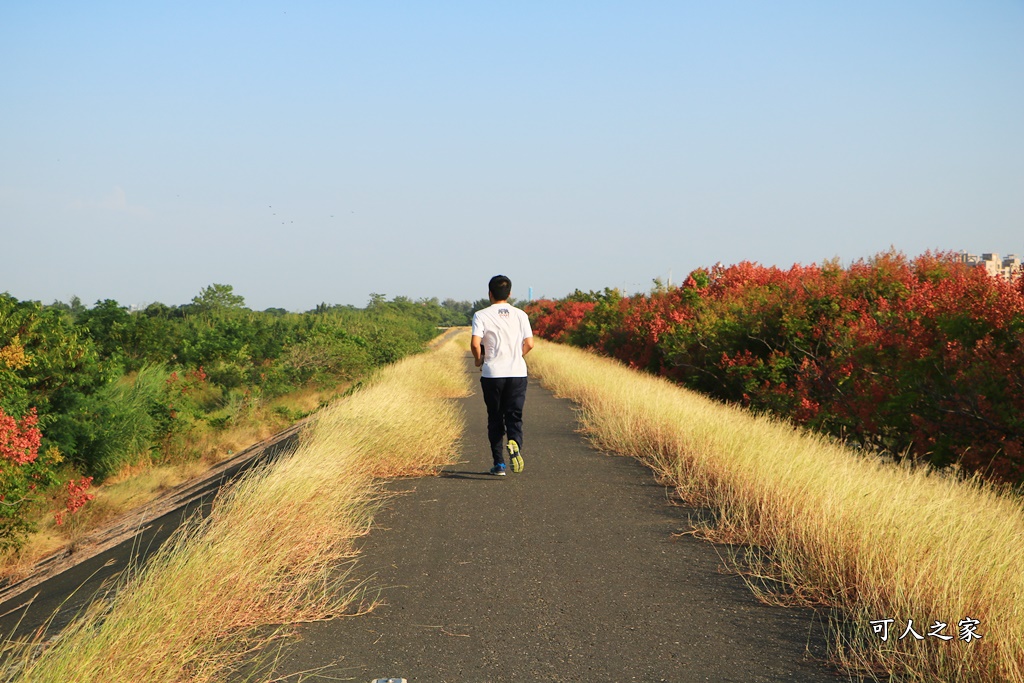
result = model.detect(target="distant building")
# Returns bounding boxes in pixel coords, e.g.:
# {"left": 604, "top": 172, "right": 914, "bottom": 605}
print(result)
{"left": 1004, "top": 254, "right": 1022, "bottom": 277}
{"left": 957, "top": 251, "right": 1022, "bottom": 280}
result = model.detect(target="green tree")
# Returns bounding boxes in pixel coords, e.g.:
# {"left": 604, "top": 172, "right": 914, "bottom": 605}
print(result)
{"left": 77, "top": 299, "right": 133, "bottom": 363}
{"left": 191, "top": 284, "right": 246, "bottom": 313}
{"left": 440, "top": 298, "right": 473, "bottom": 326}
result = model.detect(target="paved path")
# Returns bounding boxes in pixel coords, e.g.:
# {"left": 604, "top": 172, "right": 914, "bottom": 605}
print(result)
{"left": 272, "top": 356, "right": 841, "bottom": 682}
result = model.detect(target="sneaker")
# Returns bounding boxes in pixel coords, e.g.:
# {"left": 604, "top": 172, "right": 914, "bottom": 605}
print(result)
{"left": 489, "top": 464, "right": 507, "bottom": 476}
{"left": 507, "top": 440, "right": 524, "bottom": 473}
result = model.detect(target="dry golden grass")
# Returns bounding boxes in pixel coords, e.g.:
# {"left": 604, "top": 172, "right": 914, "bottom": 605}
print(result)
{"left": 0, "top": 383, "right": 351, "bottom": 582}
{"left": 0, "top": 335, "right": 470, "bottom": 682}
{"left": 528, "top": 339, "right": 1024, "bottom": 683}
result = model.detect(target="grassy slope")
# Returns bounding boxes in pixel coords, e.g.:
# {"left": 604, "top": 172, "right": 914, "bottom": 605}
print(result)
{"left": 1, "top": 334, "right": 470, "bottom": 682}
{"left": 528, "top": 339, "right": 1024, "bottom": 683}
{"left": 1, "top": 383, "right": 351, "bottom": 583}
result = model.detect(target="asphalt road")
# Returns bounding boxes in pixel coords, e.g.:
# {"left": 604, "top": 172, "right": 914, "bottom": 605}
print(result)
{"left": 268, "top": 356, "right": 844, "bottom": 683}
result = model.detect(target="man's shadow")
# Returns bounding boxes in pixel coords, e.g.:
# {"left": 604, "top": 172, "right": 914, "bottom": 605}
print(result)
{"left": 439, "top": 470, "right": 505, "bottom": 481}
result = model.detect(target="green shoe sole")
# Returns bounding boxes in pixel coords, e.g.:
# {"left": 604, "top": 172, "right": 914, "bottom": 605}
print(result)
{"left": 507, "top": 440, "right": 524, "bottom": 473}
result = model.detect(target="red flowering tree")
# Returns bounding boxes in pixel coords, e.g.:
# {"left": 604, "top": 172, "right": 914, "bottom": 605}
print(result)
{"left": 524, "top": 300, "right": 590, "bottom": 343}
{"left": 531, "top": 251, "right": 1024, "bottom": 483}
{"left": 0, "top": 407, "right": 68, "bottom": 549}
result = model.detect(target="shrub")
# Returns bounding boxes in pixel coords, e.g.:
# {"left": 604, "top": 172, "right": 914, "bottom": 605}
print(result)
{"left": 0, "top": 406, "right": 64, "bottom": 549}
{"left": 531, "top": 251, "right": 1024, "bottom": 483}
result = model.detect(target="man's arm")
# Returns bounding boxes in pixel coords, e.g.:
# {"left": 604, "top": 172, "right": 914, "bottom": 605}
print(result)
{"left": 522, "top": 336, "right": 535, "bottom": 357}
{"left": 471, "top": 335, "right": 484, "bottom": 367}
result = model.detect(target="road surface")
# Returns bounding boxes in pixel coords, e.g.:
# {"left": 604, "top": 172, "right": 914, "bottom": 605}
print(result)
{"left": 266, "top": 354, "right": 842, "bottom": 682}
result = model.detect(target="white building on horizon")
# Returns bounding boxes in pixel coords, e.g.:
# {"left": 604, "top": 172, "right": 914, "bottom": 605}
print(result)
{"left": 956, "top": 251, "right": 1022, "bottom": 280}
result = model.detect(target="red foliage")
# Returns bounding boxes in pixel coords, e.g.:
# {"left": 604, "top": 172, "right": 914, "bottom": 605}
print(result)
{"left": 0, "top": 407, "right": 41, "bottom": 466}
{"left": 531, "top": 252, "right": 1024, "bottom": 483}
{"left": 54, "top": 476, "right": 95, "bottom": 526}
{"left": 524, "top": 300, "right": 596, "bottom": 343}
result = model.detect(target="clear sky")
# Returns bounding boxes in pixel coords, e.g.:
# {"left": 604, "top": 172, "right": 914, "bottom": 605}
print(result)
{"left": 2, "top": 1, "right": 1022, "bottom": 311}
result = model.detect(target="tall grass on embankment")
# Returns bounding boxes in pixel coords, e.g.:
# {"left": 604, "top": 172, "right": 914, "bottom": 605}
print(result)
{"left": 0, "top": 334, "right": 470, "bottom": 683}
{"left": 2, "top": 381, "right": 351, "bottom": 584}
{"left": 528, "top": 339, "right": 1024, "bottom": 683}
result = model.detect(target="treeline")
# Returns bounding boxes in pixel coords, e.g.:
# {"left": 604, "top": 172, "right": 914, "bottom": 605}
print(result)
{"left": 525, "top": 251, "right": 1024, "bottom": 484}
{"left": 0, "top": 285, "right": 475, "bottom": 547}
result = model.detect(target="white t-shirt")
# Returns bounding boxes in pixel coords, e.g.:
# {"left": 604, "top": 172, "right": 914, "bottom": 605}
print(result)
{"left": 471, "top": 303, "right": 533, "bottom": 378}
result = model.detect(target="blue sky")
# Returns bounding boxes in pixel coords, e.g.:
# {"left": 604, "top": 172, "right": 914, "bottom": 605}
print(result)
{"left": 2, "top": 1, "right": 1022, "bottom": 311}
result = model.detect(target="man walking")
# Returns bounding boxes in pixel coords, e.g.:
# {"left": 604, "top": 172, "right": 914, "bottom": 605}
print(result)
{"left": 471, "top": 275, "right": 534, "bottom": 476}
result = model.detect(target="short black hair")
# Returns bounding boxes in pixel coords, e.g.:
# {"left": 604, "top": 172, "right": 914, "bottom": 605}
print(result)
{"left": 489, "top": 275, "right": 512, "bottom": 301}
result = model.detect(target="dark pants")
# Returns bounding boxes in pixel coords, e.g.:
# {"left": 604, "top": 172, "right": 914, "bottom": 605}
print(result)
{"left": 480, "top": 376, "right": 528, "bottom": 466}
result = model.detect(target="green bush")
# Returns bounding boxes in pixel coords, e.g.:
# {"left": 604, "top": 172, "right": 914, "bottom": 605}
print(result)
{"left": 65, "top": 366, "right": 171, "bottom": 480}
{"left": 3, "top": 287, "right": 470, "bottom": 492}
